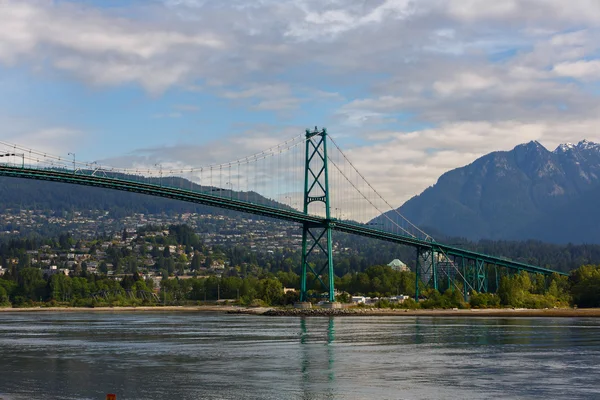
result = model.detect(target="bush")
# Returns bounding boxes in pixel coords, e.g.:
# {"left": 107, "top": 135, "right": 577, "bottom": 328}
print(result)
{"left": 336, "top": 292, "right": 350, "bottom": 303}
{"left": 374, "top": 299, "right": 391, "bottom": 308}
{"left": 0, "top": 286, "right": 10, "bottom": 307}
{"left": 419, "top": 289, "right": 465, "bottom": 309}
{"left": 521, "top": 293, "right": 556, "bottom": 309}
{"left": 469, "top": 292, "right": 500, "bottom": 309}
{"left": 399, "top": 298, "right": 419, "bottom": 309}
{"left": 248, "top": 299, "right": 267, "bottom": 307}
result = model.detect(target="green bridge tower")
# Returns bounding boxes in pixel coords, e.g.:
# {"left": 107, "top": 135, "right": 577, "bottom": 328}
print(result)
{"left": 299, "top": 127, "right": 336, "bottom": 303}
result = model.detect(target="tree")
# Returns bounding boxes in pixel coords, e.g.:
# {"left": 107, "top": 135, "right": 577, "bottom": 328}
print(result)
{"left": 191, "top": 252, "right": 202, "bottom": 270}
{"left": 58, "top": 233, "right": 73, "bottom": 250}
{"left": 99, "top": 261, "right": 108, "bottom": 275}
{"left": 0, "top": 286, "right": 9, "bottom": 306}
{"left": 260, "top": 278, "right": 283, "bottom": 305}
{"left": 18, "top": 267, "right": 46, "bottom": 301}
{"left": 50, "top": 273, "right": 72, "bottom": 301}
{"left": 570, "top": 265, "right": 600, "bottom": 307}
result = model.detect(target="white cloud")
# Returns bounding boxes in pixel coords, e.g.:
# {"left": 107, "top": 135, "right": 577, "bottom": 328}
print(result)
{"left": 1, "top": 127, "right": 85, "bottom": 156}
{"left": 173, "top": 104, "right": 200, "bottom": 112}
{"left": 553, "top": 59, "right": 600, "bottom": 80}
{"left": 337, "top": 119, "right": 600, "bottom": 207}
{"left": 3, "top": 0, "right": 600, "bottom": 214}
{"left": 285, "top": 0, "right": 417, "bottom": 41}
{"left": 0, "top": 1, "right": 225, "bottom": 93}
{"left": 445, "top": 0, "right": 600, "bottom": 24}
{"left": 433, "top": 72, "right": 500, "bottom": 96}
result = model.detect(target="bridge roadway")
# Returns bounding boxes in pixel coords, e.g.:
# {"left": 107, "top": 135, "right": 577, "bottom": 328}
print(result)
{"left": 0, "top": 165, "right": 567, "bottom": 277}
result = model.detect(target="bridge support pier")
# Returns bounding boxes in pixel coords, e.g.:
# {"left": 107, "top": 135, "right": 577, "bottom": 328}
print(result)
{"left": 321, "top": 302, "right": 342, "bottom": 309}
{"left": 294, "top": 302, "right": 312, "bottom": 309}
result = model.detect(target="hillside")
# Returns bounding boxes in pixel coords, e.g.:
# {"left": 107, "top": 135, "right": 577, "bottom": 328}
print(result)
{"left": 0, "top": 174, "right": 282, "bottom": 218}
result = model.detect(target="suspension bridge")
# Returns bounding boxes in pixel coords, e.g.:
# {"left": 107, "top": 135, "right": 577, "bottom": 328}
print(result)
{"left": 0, "top": 127, "right": 566, "bottom": 304}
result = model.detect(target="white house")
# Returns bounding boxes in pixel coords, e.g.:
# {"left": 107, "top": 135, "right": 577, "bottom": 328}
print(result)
{"left": 388, "top": 259, "right": 409, "bottom": 272}
{"left": 389, "top": 295, "right": 410, "bottom": 303}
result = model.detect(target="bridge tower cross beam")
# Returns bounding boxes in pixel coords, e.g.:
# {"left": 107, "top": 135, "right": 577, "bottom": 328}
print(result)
{"left": 299, "top": 127, "right": 335, "bottom": 303}
{"left": 475, "top": 258, "right": 487, "bottom": 293}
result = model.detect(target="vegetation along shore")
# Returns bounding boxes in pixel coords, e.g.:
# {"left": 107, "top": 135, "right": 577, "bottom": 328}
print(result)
{"left": 3, "top": 224, "right": 600, "bottom": 312}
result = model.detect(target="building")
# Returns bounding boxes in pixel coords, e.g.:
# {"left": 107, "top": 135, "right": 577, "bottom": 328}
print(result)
{"left": 388, "top": 259, "right": 409, "bottom": 272}
{"left": 389, "top": 295, "right": 410, "bottom": 303}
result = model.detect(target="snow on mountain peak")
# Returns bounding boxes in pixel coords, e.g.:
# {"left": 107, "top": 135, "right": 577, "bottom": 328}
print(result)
{"left": 554, "top": 140, "right": 599, "bottom": 153}
{"left": 577, "top": 139, "right": 599, "bottom": 151}
{"left": 554, "top": 142, "right": 575, "bottom": 153}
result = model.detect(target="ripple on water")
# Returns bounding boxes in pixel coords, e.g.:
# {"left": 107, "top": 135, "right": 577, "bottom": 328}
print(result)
{"left": 0, "top": 313, "right": 599, "bottom": 399}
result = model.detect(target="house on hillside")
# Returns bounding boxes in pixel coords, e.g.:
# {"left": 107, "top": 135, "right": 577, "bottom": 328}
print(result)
{"left": 388, "top": 259, "right": 409, "bottom": 272}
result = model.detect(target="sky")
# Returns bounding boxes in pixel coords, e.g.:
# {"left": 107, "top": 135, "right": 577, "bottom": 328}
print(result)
{"left": 1, "top": 0, "right": 600, "bottom": 206}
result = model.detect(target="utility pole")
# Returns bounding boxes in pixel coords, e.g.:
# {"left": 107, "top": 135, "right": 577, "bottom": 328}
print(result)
{"left": 154, "top": 163, "right": 163, "bottom": 187}
{"left": 68, "top": 152, "right": 76, "bottom": 174}
{"left": 217, "top": 283, "right": 220, "bottom": 301}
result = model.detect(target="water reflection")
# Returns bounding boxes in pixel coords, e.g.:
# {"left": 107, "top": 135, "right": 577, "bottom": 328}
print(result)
{"left": 299, "top": 317, "right": 337, "bottom": 399}
{"left": 0, "top": 313, "right": 599, "bottom": 399}
{"left": 327, "top": 318, "right": 335, "bottom": 383}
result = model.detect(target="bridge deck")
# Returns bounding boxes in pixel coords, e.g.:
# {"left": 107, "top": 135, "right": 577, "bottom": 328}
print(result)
{"left": 0, "top": 165, "right": 567, "bottom": 276}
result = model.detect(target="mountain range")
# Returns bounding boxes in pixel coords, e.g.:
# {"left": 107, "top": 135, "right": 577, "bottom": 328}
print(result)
{"left": 397, "top": 139, "right": 600, "bottom": 244}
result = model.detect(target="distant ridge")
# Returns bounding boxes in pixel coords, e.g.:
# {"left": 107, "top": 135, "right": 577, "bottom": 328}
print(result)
{"left": 0, "top": 174, "right": 284, "bottom": 218}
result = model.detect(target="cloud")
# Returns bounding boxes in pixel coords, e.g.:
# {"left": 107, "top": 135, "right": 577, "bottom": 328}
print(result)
{"left": 96, "top": 124, "right": 308, "bottom": 208}
{"left": 336, "top": 118, "right": 600, "bottom": 209}
{"left": 284, "top": 0, "right": 418, "bottom": 41}
{"left": 0, "top": 126, "right": 85, "bottom": 156}
{"left": 3, "top": 0, "right": 600, "bottom": 217}
{"left": 0, "top": 1, "right": 225, "bottom": 93}
{"left": 220, "top": 83, "right": 303, "bottom": 111}
{"left": 553, "top": 60, "right": 600, "bottom": 80}
{"left": 173, "top": 104, "right": 200, "bottom": 112}
{"left": 152, "top": 112, "right": 182, "bottom": 119}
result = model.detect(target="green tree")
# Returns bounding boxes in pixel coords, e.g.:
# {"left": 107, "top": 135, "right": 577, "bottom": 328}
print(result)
{"left": 570, "top": 265, "right": 600, "bottom": 307}
{"left": 50, "top": 273, "right": 72, "bottom": 301}
{"left": 260, "top": 278, "right": 283, "bottom": 305}
{"left": 18, "top": 268, "right": 47, "bottom": 301}
{"left": 190, "top": 252, "right": 202, "bottom": 271}
{"left": 0, "top": 286, "right": 9, "bottom": 306}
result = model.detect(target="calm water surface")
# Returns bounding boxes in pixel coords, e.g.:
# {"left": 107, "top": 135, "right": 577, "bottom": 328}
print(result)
{"left": 0, "top": 312, "right": 599, "bottom": 399}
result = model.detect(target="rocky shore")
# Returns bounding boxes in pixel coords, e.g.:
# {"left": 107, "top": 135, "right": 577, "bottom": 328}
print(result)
{"left": 224, "top": 307, "right": 374, "bottom": 316}
{"left": 2, "top": 305, "right": 600, "bottom": 317}
{"left": 229, "top": 307, "right": 600, "bottom": 317}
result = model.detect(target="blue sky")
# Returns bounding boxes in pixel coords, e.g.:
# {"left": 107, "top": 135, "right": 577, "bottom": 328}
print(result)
{"left": 1, "top": 0, "right": 600, "bottom": 204}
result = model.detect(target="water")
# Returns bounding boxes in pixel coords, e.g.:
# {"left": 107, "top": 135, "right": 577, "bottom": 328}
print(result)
{"left": 0, "top": 312, "right": 599, "bottom": 400}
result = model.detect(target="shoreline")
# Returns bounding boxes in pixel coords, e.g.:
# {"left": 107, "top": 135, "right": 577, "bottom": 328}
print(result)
{"left": 1, "top": 305, "right": 600, "bottom": 317}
